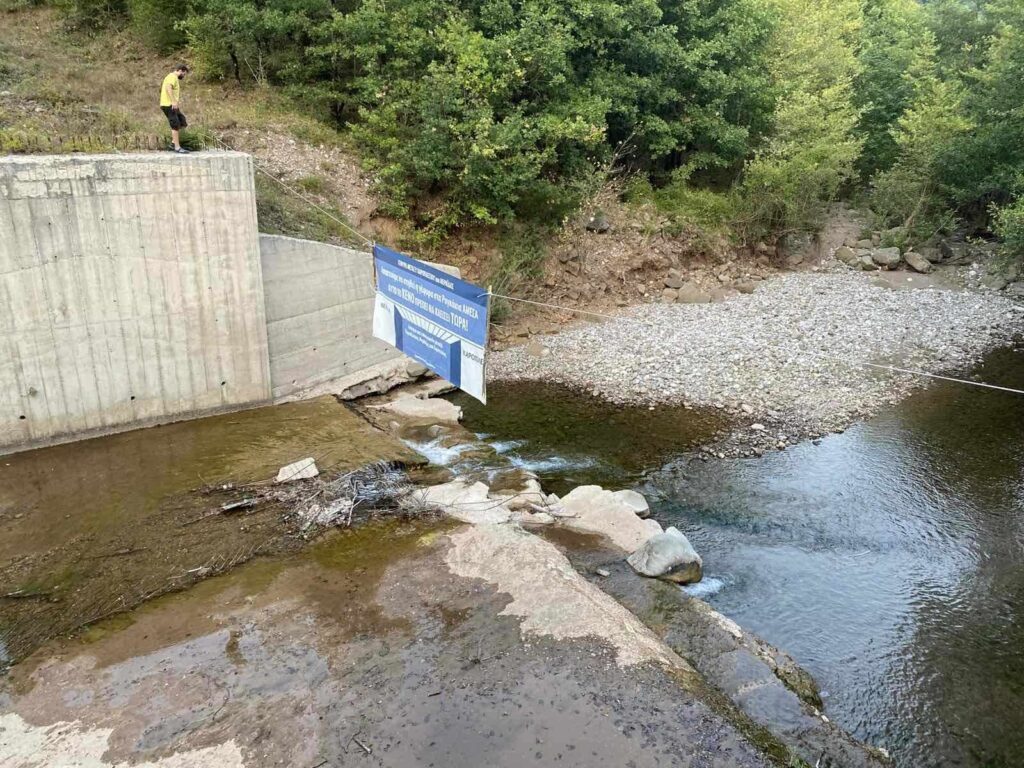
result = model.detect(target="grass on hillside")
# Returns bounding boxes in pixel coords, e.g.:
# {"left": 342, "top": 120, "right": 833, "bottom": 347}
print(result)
{"left": 0, "top": 6, "right": 373, "bottom": 248}
{"left": 0, "top": 7, "right": 340, "bottom": 153}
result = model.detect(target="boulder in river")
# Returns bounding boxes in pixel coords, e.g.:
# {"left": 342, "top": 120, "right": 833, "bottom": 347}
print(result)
{"left": 627, "top": 526, "right": 703, "bottom": 584}
{"left": 559, "top": 485, "right": 662, "bottom": 551}
{"left": 407, "top": 479, "right": 511, "bottom": 524}
{"left": 612, "top": 489, "right": 651, "bottom": 518}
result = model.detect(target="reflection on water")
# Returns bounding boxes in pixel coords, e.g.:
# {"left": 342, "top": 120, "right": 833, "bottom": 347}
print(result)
{"left": 463, "top": 348, "right": 1024, "bottom": 767}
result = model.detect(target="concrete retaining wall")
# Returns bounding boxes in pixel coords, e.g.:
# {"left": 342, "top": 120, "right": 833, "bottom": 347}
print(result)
{"left": 260, "top": 234, "right": 401, "bottom": 400}
{"left": 0, "top": 152, "right": 271, "bottom": 452}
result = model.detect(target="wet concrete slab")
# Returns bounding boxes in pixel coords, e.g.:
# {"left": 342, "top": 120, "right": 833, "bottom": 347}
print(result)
{"left": 0, "top": 521, "right": 778, "bottom": 768}
{"left": 0, "top": 397, "right": 421, "bottom": 667}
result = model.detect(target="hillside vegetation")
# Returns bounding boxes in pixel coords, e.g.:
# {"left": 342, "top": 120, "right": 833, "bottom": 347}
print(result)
{"left": 3, "top": 0, "right": 1024, "bottom": 264}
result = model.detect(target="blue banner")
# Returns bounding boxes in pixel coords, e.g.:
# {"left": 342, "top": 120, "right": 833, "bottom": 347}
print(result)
{"left": 372, "top": 245, "right": 489, "bottom": 403}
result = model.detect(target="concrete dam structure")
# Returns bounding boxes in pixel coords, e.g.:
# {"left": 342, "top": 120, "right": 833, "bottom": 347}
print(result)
{"left": 0, "top": 152, "right": 404, "bottom": 454}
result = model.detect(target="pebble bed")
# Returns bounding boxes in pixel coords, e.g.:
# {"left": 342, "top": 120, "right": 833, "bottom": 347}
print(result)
{"left": 489, "top": 272, "right": 1024, "bottom": 454}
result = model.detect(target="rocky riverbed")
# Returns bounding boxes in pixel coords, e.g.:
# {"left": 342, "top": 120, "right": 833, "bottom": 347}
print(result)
{"left": 490, "top": 271, "right": 1024, "bottom": 456}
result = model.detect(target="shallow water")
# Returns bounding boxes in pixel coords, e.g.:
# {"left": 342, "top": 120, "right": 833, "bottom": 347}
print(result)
{"left": 459, "top": 348, "right": 1024, "bottom": 768}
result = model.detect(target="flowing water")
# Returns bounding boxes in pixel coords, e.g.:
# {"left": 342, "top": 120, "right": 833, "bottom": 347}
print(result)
{"left": 454, "top": 347, "right": 1024, "bottom": 768}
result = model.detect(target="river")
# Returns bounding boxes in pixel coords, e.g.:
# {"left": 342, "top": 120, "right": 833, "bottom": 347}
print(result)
{"left": 453, "top": 346, "right": 1024, "bottom": 768}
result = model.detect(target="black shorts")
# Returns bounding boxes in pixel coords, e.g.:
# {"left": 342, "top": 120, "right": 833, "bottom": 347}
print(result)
{"left": 161, "top": 105, "right": 187, "bottom": 130}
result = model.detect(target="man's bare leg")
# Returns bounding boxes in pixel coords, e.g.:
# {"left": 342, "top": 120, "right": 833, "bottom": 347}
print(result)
{"left": 171, "top": 127, "right": 180, "bottom": 150}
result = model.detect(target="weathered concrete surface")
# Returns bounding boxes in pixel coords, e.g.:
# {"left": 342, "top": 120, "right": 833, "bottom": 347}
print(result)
{"left": 260, "top": 235, "right": 402, "bottom": 400}
{"left": 0, "top": 152, "right": 271, "bottom": 454}
{"left": 0, "top": 522, "right": 780, "bottom": 768}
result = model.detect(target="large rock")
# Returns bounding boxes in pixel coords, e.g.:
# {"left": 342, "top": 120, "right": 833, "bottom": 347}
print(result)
{"left": 1005, "top": 281, "right": 1024, "bottom": 298}
{"left": 903, "top": 251, "right": 932, "bottom": 274}
{"left": 676, "top": 283, "right": 712, "bottom": 304}
{"left": 871, "top": 247, "right": 902, "bottom": 269}
{"left": 612, "top": 489, "right": 651, "bottom": 519}
{"left": 856, "top": 254, "right": 879, "bottom": 271}
{"left": 777, "top": 232, "right": 817, "bottom": 266}
{"left": 488, "top": 473, "right": 547, "bottom": 511}
{"left": 525, "top": 339, "right": 551, "bottom": 358}
{"left": 381, "top": 396, "right": 462, "bottom": 424}
{"left": 406, "top": 480, "right": 511, "bottom": 524}
{"left": 939, "top": 239, "right": 971, "bottom": 265}
{"left": 627, "top": 527, "right": 703, "bottom": 584}
{"left": 834, "top": 246, "right": 858, "bottom": 267}
{"left": 664, "top": 275, "right": 684, "bottom": 289}
{"left": 275, "top": 457, "right": 319, "bottom": 483}
{"left": 584, "top": 211, "right": 610, "bottom": 233}
{"left": 981, "top": 273, "right": 1009, "bottom": 291}
{"left": 559, "top": 485, "right": 662, "bottom": 552}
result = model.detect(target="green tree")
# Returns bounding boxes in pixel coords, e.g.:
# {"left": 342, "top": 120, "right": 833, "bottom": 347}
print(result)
{"left": 736, "top": 0, "right": 862, "bottom": 240}
{"left": 939, "top": 0, "right": 1024, "bottom": 214}
{"left": 870, "top": 79, "right": 972, "bottom": 240}
{"left": 853, "top": 0, "right": 937, "bottom": 178}
{"left": 297, "top": 0, "right": 775, "bottom": 233}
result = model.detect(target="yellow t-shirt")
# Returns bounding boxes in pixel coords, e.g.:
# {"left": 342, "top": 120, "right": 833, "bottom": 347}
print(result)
{"left": 159, "top": 72, "right": 180, "bottom": 107}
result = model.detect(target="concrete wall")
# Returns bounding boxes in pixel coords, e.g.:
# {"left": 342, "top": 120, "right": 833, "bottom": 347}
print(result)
{"left": 260, "top": 234, "right": 400, "bottom": 400}
{"left": 0, "top": 152, "right": 271, "bottom": 452}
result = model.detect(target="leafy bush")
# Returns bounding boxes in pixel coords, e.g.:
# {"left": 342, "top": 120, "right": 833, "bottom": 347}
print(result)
{"left": 994, "top": 194, "right": 1024, "bottom": 262}
{"left": 175, "top": 0, "right": 776, "bottom": 234}
{"left": 488, "top": 225, "right": 548, "bottom": 323}
{"left": 127, "top": 0, "right": 186, "bottom": 51}
{"left": 853, "top": 0, "right": 937, "bottom": 178}
{"left": 735, "top": 0, "right": 862, "bottom": 242}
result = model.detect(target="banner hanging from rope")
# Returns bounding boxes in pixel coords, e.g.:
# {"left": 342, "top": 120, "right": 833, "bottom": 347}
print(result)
{"left": 372, "top": 245, "right": 490, "bottom": 403}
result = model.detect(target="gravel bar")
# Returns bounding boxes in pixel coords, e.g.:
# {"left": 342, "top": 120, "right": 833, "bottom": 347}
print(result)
{"left": 489, "top": 272, "right": 1024, "bottom": 453}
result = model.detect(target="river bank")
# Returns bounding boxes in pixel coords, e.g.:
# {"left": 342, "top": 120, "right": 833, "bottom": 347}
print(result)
{"left": 490, "top": 268, "right": 1024, "bottom": 456}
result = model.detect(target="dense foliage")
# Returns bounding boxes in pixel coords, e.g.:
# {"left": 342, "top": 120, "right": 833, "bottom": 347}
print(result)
{"left": 56, "top": 0, "right": 1024, "bottom": 254}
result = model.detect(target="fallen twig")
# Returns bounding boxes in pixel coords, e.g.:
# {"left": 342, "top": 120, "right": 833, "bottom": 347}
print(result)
{"left": 351, "top": 735, "right": 372, "bottom": 755}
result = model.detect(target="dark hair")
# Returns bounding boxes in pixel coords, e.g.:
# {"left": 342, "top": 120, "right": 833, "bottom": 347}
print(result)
{"left": 175, "top": 63, "right": 190, "bottom": 73}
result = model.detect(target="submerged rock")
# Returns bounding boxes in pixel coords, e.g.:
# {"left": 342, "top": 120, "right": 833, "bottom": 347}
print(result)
{"left": 627, "top": 527, "right": 703, "bottom": 584}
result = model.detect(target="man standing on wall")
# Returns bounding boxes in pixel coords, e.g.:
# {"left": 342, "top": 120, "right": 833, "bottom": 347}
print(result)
{"left": 160, "top": 64, "right": 190, "bottom": 154}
